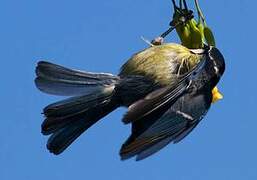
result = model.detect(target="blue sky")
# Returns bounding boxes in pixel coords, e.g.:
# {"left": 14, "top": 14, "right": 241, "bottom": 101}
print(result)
{"left": 1, "top": 0, "right": 256, "bottom": 179}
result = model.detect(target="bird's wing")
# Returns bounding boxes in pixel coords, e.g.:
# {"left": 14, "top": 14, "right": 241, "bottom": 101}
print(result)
{"left": 120, "top": 108, "right": 201, "bottom": 160}
{"left": 120, "top": 56, "right": 207, "bottom": 160}
{"left": 122, "top": 56, "right": 206, "bottom": 124}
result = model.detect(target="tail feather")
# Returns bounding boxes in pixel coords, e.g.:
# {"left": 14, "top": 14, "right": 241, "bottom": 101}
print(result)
{"left": 46, "top": 100, "right": 118, "bottom": 154}
{"left": 47, "top": 120, "right": 90, "bottom": 155}
{"left": 35, "top": 61, "right": 119, "bottom": 96}
{"left": 42, "top": 89, "right": 116, "bottom": 135}
{"left": 43, "top": 88, "right": 114, "bottom": 118}
{"left": 35, "top": 61, "right": 120, "bottom": 154}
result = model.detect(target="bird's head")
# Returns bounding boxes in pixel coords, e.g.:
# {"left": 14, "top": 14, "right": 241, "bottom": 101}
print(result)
{"left": 207, "top": 46, "right": 226, "bottom": 103}
{"left": 208, "top": 47, "right": 225, "bottom": 79}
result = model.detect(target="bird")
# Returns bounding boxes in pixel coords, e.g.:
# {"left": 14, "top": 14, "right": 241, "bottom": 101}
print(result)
{"left": 35, "top": 42, "right": 225, "bottom": 160}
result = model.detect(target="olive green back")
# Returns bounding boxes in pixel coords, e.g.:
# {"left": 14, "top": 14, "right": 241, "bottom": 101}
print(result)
{"left": 120, "top": 43, "right": 202, "bottom": 86}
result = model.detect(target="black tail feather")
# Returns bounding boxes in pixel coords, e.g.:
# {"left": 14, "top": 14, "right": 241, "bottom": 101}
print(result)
{"left": 47, "top": 119, "right": 91, "bottom": 155}
{"left": 35, "top": 61, "right": 119, "bottom": 96}
{"left": 35, "top": 61, "right": 120, "bottom": 154}
{"left": 44, "top": 95, "right": 118, "bottom": 154}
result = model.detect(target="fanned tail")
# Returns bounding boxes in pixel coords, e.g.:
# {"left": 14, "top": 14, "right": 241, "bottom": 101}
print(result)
{"left": 44, "top": 93, "right": 118, "bottom": 154}
{"left": 35, "top": 61, "right": 119, "bottom": 154}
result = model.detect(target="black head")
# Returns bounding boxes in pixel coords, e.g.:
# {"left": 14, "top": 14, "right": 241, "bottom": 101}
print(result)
{"left": 190, "top": 46, "right": 225, "bottom": 94}
{"left": 208, "top": 47, "right": 226, "bottom": 79}
{"left": 201, "top": 46, "right": 226, "bottom": 88}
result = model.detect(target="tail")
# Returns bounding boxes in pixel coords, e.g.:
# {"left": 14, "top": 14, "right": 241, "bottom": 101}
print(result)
{"left": 35, "top": 61, "right": 119, "bottom": 96}
{"left": 35, "top": 61, "right": 119, "bottom": 155}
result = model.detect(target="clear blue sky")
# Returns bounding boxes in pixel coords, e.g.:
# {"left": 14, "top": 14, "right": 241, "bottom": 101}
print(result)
{"left": 1, "top": 0, "right": 256, "bottom": 179}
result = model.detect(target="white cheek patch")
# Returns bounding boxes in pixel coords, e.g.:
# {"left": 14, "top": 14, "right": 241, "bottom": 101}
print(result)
{"left": 214, "top": 66, "right": 219, "bottom": 74}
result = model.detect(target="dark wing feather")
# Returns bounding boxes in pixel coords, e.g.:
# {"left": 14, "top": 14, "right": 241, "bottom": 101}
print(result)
{"left": 135, "top": 135, "right": 176, "bottom": 161}
{"left": 120, "top": 57, "right": 207, "bottom": 160}
{"left": 122, "top": 84, "right": 186, "bottom": 124}
{"left": 173, "top": 105, "right": 210, "bottom": 144}
{"left": 173, "top": 122, "right": 199, "bottom": 144}
{"left": 120, "top": 108, "right": 188, "bottom": 160}
{"left": 122, "top": 57, "right": 206, "bottom": 124}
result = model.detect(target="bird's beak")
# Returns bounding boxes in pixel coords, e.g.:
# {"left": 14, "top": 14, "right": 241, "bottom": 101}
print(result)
{"left": 212, "top": 87, "right": 223, "bottom": 103}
